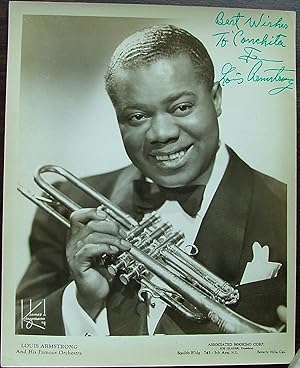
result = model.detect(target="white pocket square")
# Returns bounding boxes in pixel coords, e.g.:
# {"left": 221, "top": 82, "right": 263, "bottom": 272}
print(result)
{"left": 240, "top": 242, "right": 282, "bottom": 285}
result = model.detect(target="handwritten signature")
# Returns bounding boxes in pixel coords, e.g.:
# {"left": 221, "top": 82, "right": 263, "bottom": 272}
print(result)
{"left": 248, "top": 63, "right": 294, "bottom": 95}
{"left": 219, "top": 47, "right": 295, "bottom": 95}
{"left": 219, "top": 63, "right": 244, "bottom": 86}
{"left": 238, "top": 46, "right": 282, "bottom": 63}
{"left": 215, "top": 11, "right": 288, "bottom": 31}
{"left": 213, "top": 30, "right": 286, "bottom": 48}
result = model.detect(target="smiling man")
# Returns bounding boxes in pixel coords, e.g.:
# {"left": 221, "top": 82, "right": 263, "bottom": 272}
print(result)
{"left": 110, "top": 55, "right": 220, "bottom": 189}
{"left": 16, "top": 25, "right": 287, "bottom": 336}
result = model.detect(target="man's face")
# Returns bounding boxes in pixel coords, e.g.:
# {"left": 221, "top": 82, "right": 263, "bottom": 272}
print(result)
{"left": 112, "top": 54, "right": 222, "bottom": 188}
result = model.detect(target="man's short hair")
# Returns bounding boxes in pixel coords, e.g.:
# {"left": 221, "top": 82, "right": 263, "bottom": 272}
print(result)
{"left": 105, "top": 24, "right": 215, "bottom": 103}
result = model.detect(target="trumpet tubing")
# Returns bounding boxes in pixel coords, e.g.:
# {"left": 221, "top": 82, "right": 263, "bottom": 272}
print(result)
{"left": 18, "top": 165, "right": 279, "bottom": 334}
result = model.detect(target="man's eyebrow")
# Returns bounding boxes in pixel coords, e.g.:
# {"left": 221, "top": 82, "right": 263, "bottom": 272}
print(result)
{"left": 117, "top": 91, "right": 196, "bottom": 113}
{"left": 162, "top": 91, "right": 196, "bottom": 104}
{"left": 117, "top": 103, "right": 149, "bottom": 115}
{"left": 119, "top": 103, "right": 150, "bottom": 112}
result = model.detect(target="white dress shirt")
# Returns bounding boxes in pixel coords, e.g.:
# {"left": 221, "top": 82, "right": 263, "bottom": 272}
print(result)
{"left": 62, "top": 143, "right": 229, "bottom": 336}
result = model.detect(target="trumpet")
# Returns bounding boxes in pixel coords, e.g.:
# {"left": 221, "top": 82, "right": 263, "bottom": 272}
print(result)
{"left": 18, "top": 165, "right": 280, "bottom": 333}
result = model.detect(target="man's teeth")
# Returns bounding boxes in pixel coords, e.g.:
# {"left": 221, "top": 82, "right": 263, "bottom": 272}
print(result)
{"left": 155, "top": 149, "right": 186, "bottom": 161}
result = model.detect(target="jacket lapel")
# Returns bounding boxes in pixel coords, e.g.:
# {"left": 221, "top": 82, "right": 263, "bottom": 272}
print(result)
{"left": 194, "top": 148, "right": 254, "bottom": 285}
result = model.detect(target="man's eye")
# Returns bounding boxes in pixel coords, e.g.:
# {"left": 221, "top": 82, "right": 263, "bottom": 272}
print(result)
{"left": 173, "top": 103, "right": 193, "bottom": 116}
{"left": 128, "top": 113, "right": 148, "bottom": 124}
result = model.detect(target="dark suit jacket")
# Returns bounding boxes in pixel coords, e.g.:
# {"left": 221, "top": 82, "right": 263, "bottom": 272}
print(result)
{"left": 15, "top": 147, "right": 287, "bottom": 336}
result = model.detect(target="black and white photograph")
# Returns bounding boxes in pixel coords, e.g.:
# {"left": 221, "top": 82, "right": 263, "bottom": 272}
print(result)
{"left": 1, "top": 1, "right": 297, "bottom": 366}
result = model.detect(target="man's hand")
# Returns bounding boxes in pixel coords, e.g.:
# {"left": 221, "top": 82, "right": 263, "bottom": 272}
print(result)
{"left": 66, "top": 207, "right": 131, "bottom": 320}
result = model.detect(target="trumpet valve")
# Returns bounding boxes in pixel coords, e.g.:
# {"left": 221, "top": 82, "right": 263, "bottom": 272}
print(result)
{"left": 119, "top": 270, "right": 137, "bottom": 285}
{"left": 146, "top": 222, "right": 173, "bottom": 244}
{"left": 107, "top": 257, "right": 129, "bottom": 275}
{"left": 126, "top": 213, "right": 161, "bottom": 241}
{"left": 119, "top": 265, "right": 146, "bottom": 285}
{"left": 107, "top": 262, "right": 123, "bottom": 276}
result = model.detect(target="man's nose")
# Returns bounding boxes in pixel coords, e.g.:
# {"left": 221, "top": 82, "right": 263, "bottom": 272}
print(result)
{"left": 145, "top": 113, "right": 180, "bottom": 144}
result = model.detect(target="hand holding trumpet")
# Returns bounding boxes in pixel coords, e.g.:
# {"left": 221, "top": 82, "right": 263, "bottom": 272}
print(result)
{"left": 66, "top": 207, "right": 131, "bottom": 320}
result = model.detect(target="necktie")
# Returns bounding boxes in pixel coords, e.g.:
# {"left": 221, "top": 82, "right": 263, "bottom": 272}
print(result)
{"left": 133, "top": 180, "right": 206, "bottom": 217}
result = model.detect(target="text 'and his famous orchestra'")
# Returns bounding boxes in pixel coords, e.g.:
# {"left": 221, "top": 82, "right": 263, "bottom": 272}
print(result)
{"left": 16, "top": 343, "right": 82, "bottom": 356}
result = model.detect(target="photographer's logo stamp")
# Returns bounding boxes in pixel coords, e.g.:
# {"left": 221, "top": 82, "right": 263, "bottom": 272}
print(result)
{"left": 20, "top": 299, "right": 46, "bottom": 330}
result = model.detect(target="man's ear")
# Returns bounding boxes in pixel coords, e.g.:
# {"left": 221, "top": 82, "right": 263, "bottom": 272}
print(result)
{"left": 211, "top": 81, "right": 222, "bottom": 117}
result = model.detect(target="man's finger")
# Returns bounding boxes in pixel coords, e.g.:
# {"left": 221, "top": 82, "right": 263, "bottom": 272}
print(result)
{"left": 68, "top": 243, "right": 120, "bottom": 269}
{"left": 75, "top": 233, "right": 131, "bottom": 251}
{"left": 70, "top": 207, "right": 107, "bottom": 225}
